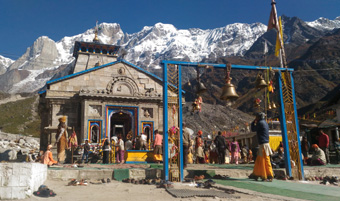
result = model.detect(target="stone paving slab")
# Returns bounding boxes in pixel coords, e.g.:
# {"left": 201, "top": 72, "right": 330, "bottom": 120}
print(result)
{"left": 46, "top": 163, "right": 340, "bottom": 181}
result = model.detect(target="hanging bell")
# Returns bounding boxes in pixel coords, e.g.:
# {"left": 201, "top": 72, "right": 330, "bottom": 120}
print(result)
{"left": 255, "top": 74, "right": 268, "bottom": 89}
{"left": 188, "top": 81, "right": 191, "bottom": 86}
{"left": 271, "top": 101, "right": 277, "bottom": 109}
{"left": 268, "top": 104, "right": 272, "bottom": 110}
{"left": 220, "top": 78, "right": 239, "bottom": 100}
{"left": 192, "top": 102, "right": 200, "bottom": 112}
{"left": 196, "top": 81, "right": 207, "bottom": 94}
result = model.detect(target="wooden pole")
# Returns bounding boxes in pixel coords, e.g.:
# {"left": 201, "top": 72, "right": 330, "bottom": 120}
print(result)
{"left": 71, "top": 146, "right": 74, "bottom": 164}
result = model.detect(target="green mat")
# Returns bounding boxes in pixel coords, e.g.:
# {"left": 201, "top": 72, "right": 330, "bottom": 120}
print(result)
{"left": 215, "top": 178, "right": 340, "bottom": 201}
{"left": 149, "top": 164, "right": 163, "bottom": 169}
{"left": 113, "top": 169, "right": 129, "bottom": 181}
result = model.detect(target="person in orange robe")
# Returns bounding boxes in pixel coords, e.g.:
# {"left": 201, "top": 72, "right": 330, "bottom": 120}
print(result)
{"left": 250, "top": 112, "right": 273, "bottom": 181}
{"left": 42, "top": 144, "right": 58, "bottom": 166}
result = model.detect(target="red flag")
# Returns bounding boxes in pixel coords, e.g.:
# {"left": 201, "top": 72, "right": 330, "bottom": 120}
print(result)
{"left": 267, "top": 0, "right": 279, "bottom": 31}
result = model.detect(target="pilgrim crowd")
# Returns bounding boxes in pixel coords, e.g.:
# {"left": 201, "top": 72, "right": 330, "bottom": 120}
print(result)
{"left": 40, "top": 113, "right": 336, "bottom": 182}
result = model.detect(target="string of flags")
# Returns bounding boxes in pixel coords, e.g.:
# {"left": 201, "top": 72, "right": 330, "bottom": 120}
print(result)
{"left": 299, "top": 109, "right": 336, "bottom": 120}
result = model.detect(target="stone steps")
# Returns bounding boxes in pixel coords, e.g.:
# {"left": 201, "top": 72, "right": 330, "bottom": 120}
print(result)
{"left": 47, "top": 165, "right": 340, "bottom": 182}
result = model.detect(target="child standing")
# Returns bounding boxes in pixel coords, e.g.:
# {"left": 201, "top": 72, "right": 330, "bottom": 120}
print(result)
{"left": 229, "top": 137, "right": 240, "bottom": 164}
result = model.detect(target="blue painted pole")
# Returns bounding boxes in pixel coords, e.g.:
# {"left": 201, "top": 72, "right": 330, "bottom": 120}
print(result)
{"left": 290, "top": 72, "right": 305, "bottom": 180}
{"left": 178, "top": 64, "right": 184, "bottom": 182}
{"left": 278, "top": 71, "right": 292, "bottom": 177}
{"left": 161, "top": 60, "right": 294, "bottom": 72}
{"left": 163, "top": 63, "right": 169, "bottom": 181}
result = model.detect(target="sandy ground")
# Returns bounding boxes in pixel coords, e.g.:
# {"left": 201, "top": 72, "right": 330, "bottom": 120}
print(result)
{"left": 17, "top": 180, "right": 290, "bottom": 201}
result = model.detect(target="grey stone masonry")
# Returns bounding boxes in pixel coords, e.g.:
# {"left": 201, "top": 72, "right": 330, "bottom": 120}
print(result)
{"left": 0, "top": 163, "right": 47, "bottom": 199}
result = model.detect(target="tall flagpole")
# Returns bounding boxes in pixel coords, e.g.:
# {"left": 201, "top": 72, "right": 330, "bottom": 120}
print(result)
{"left": 269, "top": 0, "right": 287, "bottom": 68}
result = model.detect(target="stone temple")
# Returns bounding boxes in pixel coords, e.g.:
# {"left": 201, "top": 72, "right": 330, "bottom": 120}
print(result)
{"left": 38, "top": 32, "right": 182, "bottom": 154}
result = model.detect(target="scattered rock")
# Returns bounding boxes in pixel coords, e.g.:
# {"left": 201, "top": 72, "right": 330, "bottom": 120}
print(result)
{"left": 18, "top": 138, "right": 26, "bottom": 145}
{"left": 0, "top": 132, "right": 40, "bottom": 162}
{"left": 8, "top": 149, "right": 18, "bottom": 160}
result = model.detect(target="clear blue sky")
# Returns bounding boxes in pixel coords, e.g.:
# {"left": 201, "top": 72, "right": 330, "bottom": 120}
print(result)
{"left": 1, "top": 0, "right": 339, "bottom": 60}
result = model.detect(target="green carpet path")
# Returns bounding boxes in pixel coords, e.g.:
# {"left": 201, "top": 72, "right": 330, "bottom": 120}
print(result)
{"left": 215, "top": 178, "right": 340, "bottom": 201}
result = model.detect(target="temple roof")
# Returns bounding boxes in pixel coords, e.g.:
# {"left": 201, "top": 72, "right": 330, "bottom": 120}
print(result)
{"left": 46, "top": 60, "right": 161, "bottom": 85}
{"left": 72, "top": 41, "right": 120, "bottom": 58}
{"left": 43, "top": 59, "right": 185, "bottom": 94}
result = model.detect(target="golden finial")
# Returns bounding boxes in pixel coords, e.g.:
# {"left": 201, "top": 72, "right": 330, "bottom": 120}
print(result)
{"left": 93, "top": 20, "right": 99, "bottom": 43}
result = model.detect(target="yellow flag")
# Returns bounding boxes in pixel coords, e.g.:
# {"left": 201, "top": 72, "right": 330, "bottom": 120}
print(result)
{"left": 275, "top": 17, "right": 283, "bottom": 57}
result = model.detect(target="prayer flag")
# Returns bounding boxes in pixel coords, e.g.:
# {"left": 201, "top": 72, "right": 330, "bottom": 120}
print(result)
{"left": 275, "top": 17, "right": 283, "bottom": 57}
{"left": 264, "top": 40, "right": 268, "bottom": 54}
{"left": 267, "top": 0, "right": 279, "bottom": 31}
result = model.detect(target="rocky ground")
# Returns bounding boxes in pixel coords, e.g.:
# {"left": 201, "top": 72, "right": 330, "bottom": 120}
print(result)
{"left": 0, "top": 132, "right": 40, "bottom": 162}
{"left": 183, "top": 102, "right": 254, "bottom": 136}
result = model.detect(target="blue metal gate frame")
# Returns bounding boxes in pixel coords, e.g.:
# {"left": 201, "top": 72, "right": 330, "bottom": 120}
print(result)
{"left": 161, "top": 60, "right": 304, "bottom": 181}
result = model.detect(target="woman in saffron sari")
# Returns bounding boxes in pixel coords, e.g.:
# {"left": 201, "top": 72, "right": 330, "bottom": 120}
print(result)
{"left": 251, "top": 112, "right": 273, "bottom": 181}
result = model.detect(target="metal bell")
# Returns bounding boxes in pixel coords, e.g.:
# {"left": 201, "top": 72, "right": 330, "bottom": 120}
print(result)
{"left": 255, "top": 75, "right": 268, "bottom": 89}
{"left": 192, "top": 102, "right": 200, "bottom": 112}
{"left": 271, "top": 101, "right": 277, "bottom": 109}
{"left": 220, "top": 78, "right": 239, "bottom": 100}
{"left": 188, "top": 81, "right": 191, "bottom": 86}
{"left": 268, "top": 104, "right": 272, "bottom": 110}
{"left": 196, "top": 81, "right": 207, "bottom": 94}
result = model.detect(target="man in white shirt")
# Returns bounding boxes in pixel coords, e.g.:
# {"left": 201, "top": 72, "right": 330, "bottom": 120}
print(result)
{"left": 140, "top": 133, "right": 147, "bottom": 150}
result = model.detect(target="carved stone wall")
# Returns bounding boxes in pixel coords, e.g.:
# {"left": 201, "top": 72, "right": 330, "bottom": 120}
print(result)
{"left": 42, "top": 61, "right": 183, "bottom": 147}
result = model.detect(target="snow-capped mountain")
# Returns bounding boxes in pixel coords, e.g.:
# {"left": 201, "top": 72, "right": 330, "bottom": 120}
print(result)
{"left": 0, "top": 21, "right": 267, "bottom": 93}
{"left": 306, "top": 16, "right": 340, "bottom": 31}
{"left": 1, "top": 16, "right": 340, "bottom": 93}
{"left": 0, "top": 55, "right": 14, "bottom": 75}
{"left": 123, "top": 22, "right": 266, "bottom": 69}
{"left": 54, "top": 22, "right": 267, "bottom": 69}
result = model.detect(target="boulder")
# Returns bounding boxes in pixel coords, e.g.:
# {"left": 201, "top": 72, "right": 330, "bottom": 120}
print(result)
{"left": 19, "top": 138, "right": 26, "bottom": 145}
{"left": 8, "top": 149, "right": 18, "bottom": 160}
{"left": 0, "top": 148, "right": 17, "bottom": 161}
{"left": 9, "top": 141, "right": 16, "bottom": 147}
{"left": 26, "top": 138, "right": 39, "bottom": 145}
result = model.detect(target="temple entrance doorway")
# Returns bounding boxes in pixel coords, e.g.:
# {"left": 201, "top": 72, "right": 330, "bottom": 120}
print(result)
{"left": 110, "top": 112, "right": 132, "bottom": 141}
{"left": 91, "top": 125, "right": 100, "bottom": 143}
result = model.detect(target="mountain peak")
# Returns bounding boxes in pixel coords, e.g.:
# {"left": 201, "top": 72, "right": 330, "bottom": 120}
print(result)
{"left": 306, "top": 16, "right": 340, "bottom": 31}
{"left": 154, "top": 22, "right": 176, "bottom": 30}
{"left": 1, "top": 16, "right": 339, "bottom": 94}
{"left": 0, "top": 55, "right": 14, "bottom": 75}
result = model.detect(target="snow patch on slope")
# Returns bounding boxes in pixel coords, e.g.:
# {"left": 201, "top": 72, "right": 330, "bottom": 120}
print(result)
{"left": 9, "top": 66, "right": 59, "bottom": 93}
